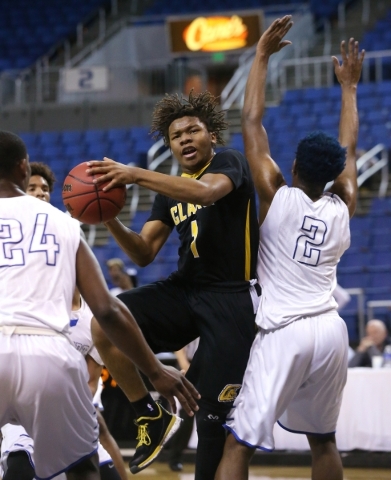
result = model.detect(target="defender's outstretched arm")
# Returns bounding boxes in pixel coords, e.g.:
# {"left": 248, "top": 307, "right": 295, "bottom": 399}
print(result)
{"left": 242, "top": 16, "right": 292, "bottom": 223}
{"left": 330, "top": 38, "right": 365, "bottom": 217}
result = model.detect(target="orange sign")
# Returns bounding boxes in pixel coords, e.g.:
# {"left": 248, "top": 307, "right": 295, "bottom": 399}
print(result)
{"left": 167, "top": 11, "right": 263, "bottom": 55}
{"left": 184, "top": 16, "right": 248, "bottom": 52}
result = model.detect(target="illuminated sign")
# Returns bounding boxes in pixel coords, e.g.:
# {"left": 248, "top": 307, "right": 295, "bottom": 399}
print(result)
{"left": 167, "top": 10, "right": 263, "bottom": 55}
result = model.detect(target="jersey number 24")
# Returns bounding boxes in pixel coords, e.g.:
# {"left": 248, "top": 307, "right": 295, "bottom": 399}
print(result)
{"left": 0, "top": 213, "right": 60, "bottom": 267}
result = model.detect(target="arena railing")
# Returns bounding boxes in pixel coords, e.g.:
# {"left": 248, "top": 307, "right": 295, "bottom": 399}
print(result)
{"left": 278, "top": 50, "right": 391, "bottom": 92}
{"left": 346, "top": 287, "right": 366, "bottom": 340}
{"left": 356, "top": 144, "right": 389, "bottom": 199}
{"left": 367, "top": 300, "right": 391, "bottom": 325}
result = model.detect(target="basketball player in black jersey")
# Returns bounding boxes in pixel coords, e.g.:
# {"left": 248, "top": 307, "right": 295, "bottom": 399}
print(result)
{"left": 86, "top": 91, "right": 260, "bottom": 478}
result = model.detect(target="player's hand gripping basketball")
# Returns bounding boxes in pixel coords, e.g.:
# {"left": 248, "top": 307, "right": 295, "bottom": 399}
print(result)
{"left": 149, "top": 364, "right": 200, "bottom": 416}
{"left": 87, "top": 158, "right": 136, "bottom": 191}
{"left": 256, "top": 15, "right": 293, "bottom": 57}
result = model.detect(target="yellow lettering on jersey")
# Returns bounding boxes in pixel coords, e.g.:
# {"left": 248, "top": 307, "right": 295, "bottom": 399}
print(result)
{"left": 178, "top": 203, "right": 187, "bottom": 222}
{"left": 190, "top": 220, "right": 199, "bottom": 258}
{"left": 170, "top": 206, "right": 180, "bottom": 225}
{"left": 187, "top": 203, "right": 198, "bottom": 216}
{"left": 218, "top": 384, "right": 242, "bottom": 402}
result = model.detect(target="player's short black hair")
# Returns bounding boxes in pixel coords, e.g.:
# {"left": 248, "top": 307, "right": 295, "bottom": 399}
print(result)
{"left": 0, "top": 131, "right": 27, "bottom": 174}
{"left": 150, "top": 90, "right": 228, "bottom": 146}
{"left": 30, "top": 162, "right": 56, "bottom": 192}
{"left": 295, "top": 131, "right": 346, "bottom": 185}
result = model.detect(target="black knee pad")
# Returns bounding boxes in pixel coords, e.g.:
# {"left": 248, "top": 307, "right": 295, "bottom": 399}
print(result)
{"left": 195, "top": 405, "right": 228, "bottom": 439}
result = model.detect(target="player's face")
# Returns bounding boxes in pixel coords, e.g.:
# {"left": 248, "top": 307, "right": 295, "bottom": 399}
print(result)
{"left": 168, "top": 116, "right": 217, "bottom": 174}
{"left": 27, "top": 175, "right": 50, "bottom": 202}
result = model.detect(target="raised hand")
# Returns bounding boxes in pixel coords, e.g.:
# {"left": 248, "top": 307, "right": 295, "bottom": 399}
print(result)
{"left": 256, "top": 15, "right": 293, "bottom": 57}
{"left": 332, "top": 38, "right": 365, "bottom": 87}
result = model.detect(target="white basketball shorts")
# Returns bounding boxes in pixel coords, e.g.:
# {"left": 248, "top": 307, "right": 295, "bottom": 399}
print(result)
{"left": 0, "top": 332, "right": 99, "bottom": 479}
{"left": 225, "top": 312, "right": 348, "bottom": 450}
{"left": 0, "top": 423, "right": 112, "bottom": 474}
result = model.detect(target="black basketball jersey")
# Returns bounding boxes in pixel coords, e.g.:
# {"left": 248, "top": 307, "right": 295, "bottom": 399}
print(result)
{"left": 148, "top": 149, "right": 259, "bottom": 290}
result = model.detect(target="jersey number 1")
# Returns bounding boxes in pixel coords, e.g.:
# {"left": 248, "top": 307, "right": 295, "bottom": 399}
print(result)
{"left": 190, "top": 220, "right": 199, "bottom": 258}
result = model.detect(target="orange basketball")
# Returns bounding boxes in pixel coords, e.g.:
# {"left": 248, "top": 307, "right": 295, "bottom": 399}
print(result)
{"left": 62, "top": 162, "right": 126, "bottom": 225}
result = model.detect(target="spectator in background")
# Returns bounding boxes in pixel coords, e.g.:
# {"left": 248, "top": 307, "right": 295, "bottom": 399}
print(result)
{"left": 349, "top": 319, "right": 391, "bottom": 367}
{"left": 106, "top": 258, "right": 138, "bottom": 296}
{"left": 27, "top": 162, "right": 56, "bottom": 202}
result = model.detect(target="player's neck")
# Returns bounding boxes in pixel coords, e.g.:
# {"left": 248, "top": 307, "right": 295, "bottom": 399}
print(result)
{"left": 0, "top": 179, "right": 26, "bottom": 198}
{"left": 294, "top": 181, "right": 324, "bottom": 202}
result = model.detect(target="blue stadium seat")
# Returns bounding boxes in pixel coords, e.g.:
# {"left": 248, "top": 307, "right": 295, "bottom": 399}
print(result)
{"left": 318, "top": 115, "right": 339, "bottom": 130}
{"left": 63, "top": 144, "right": 87, "bottom": 159}
{"left": 340, "top": 311, "right": 359, "bottom": 342}
{"left": 19, "top": 132, "right": 38, "bottom": 147}
{"left": 369, "top": 271, "right": 391, "bottom": 288}
{"left": 85, "top": 129, "right": 107, "bottom": 145}
{"left": 338, "top": 251, "right": 371, "bottom": 274}
{"left": 107, "top": 128, "right": 132, "bottom": 143}
{"left": 86, "top": 141, "right": 110, "bottom": 159}
{"left": 42, "top": 145, "right": 65, "bottom": 159}
{"left": 370, "top": 198, "right": 391, "bottom": 216}
{"left": 349, "top": 216, "right": 373, "bottom": 233}
{"left": 337, "top": 271, "right": 370, "bottom": 289}
{"left": 350, "top": 234, "right": 370, "bottom": 250}
{"left": 368, "top": 251, "right": 391, "bottom": 272}
{"left": 61, "top": 130, "right": 85, "bottom": 145}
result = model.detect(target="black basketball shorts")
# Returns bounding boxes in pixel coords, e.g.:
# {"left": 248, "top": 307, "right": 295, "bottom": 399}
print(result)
{"left": 117, "top": 278, "right": 257, "bottom": 409}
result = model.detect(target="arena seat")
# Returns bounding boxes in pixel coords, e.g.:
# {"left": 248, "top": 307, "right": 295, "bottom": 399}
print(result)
{"left": 0, "top": 0, "right": 111, "bottom": 71}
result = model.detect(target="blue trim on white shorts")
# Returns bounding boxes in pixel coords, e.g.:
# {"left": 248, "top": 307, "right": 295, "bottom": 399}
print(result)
{"left": 223, "top": 424, "right": 274, "bottom": 452}
{"left": 277, "top": 420, "right": 336, "bottom": 436}
{"left": 34, "top": 446, "right": 98, "bottom": 480}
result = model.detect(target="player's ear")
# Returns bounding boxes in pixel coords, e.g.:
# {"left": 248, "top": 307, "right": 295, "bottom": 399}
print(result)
{"left": 19, "top": 157, "right": 30, "bottom": 177}
{"left": 210, "top": 131, "right": 217, "bottom": 147}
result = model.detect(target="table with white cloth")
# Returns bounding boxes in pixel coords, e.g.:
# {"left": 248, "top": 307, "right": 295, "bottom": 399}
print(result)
{"left": 273, "top": 368, "right": 391, "bottom": 451}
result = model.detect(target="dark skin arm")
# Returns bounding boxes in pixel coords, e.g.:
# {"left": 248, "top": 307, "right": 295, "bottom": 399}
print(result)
{"left": 103, "top": 218, "right": 171, "bottom": 267}
{"left": 241, "top": 16, "right": 293, "bottom": 224}
{"left": 76, "top": 237, "right": 200, "bottom": 415}
{"left": 88, "top": 158, "right": 233, "bottom": 266}
{"left": 329, "top": 38, "right": 365, "bottom": 217}
{"left": 86, "top": 158, "right": 233, "bottom": 206}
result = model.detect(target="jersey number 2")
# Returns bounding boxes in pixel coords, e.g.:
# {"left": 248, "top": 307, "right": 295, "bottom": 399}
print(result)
{"left": 293, "top": 216, "right": 327, "bottom": 266}
{"left": 0, "top": 213, "right": 60, "bottom": 267}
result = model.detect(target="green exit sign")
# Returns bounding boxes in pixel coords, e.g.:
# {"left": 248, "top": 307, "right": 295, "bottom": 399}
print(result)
{"left": 212, "top": 52, "right": 225, "bottom": 62}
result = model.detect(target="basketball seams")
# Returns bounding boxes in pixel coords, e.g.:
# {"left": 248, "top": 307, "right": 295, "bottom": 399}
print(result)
{"left": 94, "top": 181, "right": 103, "bottom": 223}
{"left": 62, "top": 162, "right": 126, "bottom": 224}
{"left": 67, "top": 173, "right": 95, "bottom": 185}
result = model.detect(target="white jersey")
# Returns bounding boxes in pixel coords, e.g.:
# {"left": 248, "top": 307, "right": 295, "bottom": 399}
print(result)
{"left": 257, "top": 186, "right": 350, "bottom": 330}
{"left": 69, "top": 298, "right": 103, "bottom": 365}
{"left": 0, "top": 196, "right": 80, "bottom": 333}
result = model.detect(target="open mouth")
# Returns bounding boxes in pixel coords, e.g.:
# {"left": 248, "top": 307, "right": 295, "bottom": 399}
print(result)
{"left": 182, "top": 146, "right": 197, "bottom": 158}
